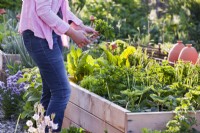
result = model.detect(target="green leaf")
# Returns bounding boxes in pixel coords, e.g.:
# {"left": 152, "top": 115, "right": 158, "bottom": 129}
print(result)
{"left": 150, "top": 94, "right": 166, "bottom": 104}
{"left": 103, "top": 48, "right": 117, "bottom": 65}
{"left": 27, "top": 95, "right": 40, "bottom": 102}
{"left": 17, "top": 78, "right": 27, "bottom": 83}
{"left": 126, "top": 59, "right": 130, "bottom": 68}
{"left": 120, "top": 46, "right": 136, "bottom": 59}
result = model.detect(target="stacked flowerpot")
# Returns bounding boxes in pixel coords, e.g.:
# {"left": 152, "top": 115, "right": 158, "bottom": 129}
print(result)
{"left": 168, "top": 41, "right": 199, "bottom": 64}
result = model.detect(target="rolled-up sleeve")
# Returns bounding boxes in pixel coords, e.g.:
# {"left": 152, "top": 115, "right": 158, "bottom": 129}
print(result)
{"left": 66, "top": 10, "right": 83, "bottom": 25}
{"left": 64, "top": 0, "right": 83, "bottom": 26}
{"left": 35, "top": 0, "right": 70, "bottom": 35}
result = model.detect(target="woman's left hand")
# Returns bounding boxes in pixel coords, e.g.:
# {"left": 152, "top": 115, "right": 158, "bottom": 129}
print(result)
{"left": 71, "top": 22, "right": 99, "bottom": 38}
{"left": 82, "top": 25, "right": 98, "bottom": 35}
{"left": 82, "top": 25, "right": 99, "bottom": 42}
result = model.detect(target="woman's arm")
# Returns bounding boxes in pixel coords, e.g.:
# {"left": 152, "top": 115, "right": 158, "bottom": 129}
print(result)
{"left": 35, "top": 0, "right": 90, "bottom": 47}
{"left": 35, "top": 0, "right": 70, "bottom": 35}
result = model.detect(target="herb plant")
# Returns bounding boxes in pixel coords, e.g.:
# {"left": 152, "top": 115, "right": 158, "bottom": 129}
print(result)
{"left": 94, "top": 19, "right": 115, "bottom": 41}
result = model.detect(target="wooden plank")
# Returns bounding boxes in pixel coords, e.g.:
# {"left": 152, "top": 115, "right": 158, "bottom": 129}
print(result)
{"left": 0, "top": 50, "right": 3, "bottom": 70}
{"left": 62, "top": 117, "right": 80, "bottom": 129}
{"left": 0, "top": 70, "right": 6, "bottom": 83}
{"left": 64, "top": 101, "right": 124, "bottom": 133}
{"left": 2, "top": 53, "right": 21, "bottom": 70}
{"left": 0, "top": 50, "right": 21, "bottom": 70}
{"left": 126, "top": 112, "right": 174, "bottom": 133}
{"left": 69, "top": 82, "right": 130, "bottom": 132}
{"left": 189, "top": 111, "right": 200, "bottom": 130}
{"left": 126, "top": 111, "right": 200, "bottom": 133}
{"left": 153, "top": 57, "right": 174, "bottom": 66}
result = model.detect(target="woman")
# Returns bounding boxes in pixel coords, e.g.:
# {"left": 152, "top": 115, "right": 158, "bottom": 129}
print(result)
{"left": 19, "top": 0, "right": 98, "bottom": 132}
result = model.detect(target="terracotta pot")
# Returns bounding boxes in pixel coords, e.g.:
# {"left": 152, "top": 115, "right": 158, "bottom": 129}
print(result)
{"left": 167, "top": 40, "right": 185, "bottom": 63}
{"left": 178, "top": 44, "right": 198, "bottom": 64}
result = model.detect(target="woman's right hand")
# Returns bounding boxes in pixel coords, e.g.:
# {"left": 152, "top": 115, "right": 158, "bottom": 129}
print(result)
{"left": 65, "top": 27, "right": 90, "bottom": 48}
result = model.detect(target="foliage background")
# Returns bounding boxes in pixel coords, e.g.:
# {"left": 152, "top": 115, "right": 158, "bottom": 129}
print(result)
{"left": 1, "top": 0, "right": 200, "bottom": 50}
{"left": 0, "top": 0, "right": 22, "bottom": 11}
{"left": 70, "top": 0, "right": 200, "bottom": 51}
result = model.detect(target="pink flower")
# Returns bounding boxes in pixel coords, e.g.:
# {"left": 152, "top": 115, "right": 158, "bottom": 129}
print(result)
{"left": 0, "top": 9, "right": 6, "bottom": 15}
{"left": 90, "top": 15, "right": 95, "bottom": 21}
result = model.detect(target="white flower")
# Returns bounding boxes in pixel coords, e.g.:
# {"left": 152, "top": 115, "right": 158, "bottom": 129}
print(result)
{"left": 26, "top": 120, "right": 33, "bottom": 127}
{"left": 173, "top": 15, "right": 180, "bottom": 24}
{"left": 149, "top": 9, "right": 157, "bottom": 21}
{"left": 44, "top": 116, "right": 51, "bottom": 125}
{"left": 28, "top": 127, "right": 37, "bottom": 133}
{"left": 52, "top": 123, "right": 58, "bottom": 130}
{"left": 179, "top": 115, "right": 187, "bottom": 121}
{"left": 49, "top": 121, "right": 58, "bottom": 130}
{"left": 41, "top": 121, "right": 46, "bottom": 127}
{"left": 37, "top": 124, "right": 45, "bottom": 133}
{"left": 37, "top": 104, "right": 44, "bottom": 114}
{"left": 32, "top": 114, "right": 40, "bottom": 121}
{"left": 24, "top": 84, "right": 30, "bottom": 90}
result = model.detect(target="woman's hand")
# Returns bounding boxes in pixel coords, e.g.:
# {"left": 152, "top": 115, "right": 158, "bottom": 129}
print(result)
{"left": 65, "top": 27, "right": 90, "bottom": 48}
{"left": 71, "top": 22, "right": 99, "bottom": 38}
{"left": 82, "top": 25, "right": 99, "bottom": 36}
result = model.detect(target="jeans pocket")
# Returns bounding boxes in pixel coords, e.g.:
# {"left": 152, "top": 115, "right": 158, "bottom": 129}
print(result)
{"left": 22, "top": 30, "right": 33, "bottom": 52}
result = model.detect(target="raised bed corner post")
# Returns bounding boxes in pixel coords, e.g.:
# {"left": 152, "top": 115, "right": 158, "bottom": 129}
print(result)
{"left": 0, "top": 50, "right": 3, "bottom": 70}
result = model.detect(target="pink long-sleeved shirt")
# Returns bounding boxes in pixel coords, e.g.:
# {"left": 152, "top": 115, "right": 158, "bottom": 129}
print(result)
{"left": 19, "top": 0, "right": 83, "bottom": 49}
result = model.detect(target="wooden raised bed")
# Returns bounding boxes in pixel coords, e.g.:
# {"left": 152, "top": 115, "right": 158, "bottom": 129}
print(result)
{"left": 63, "top": 82, "right": 200, "bottom": 133}
{"left": 0, "top": 50, "right": 21, "bottom": 83}
{"left": 133, "top": 44, "right": 168, "bottom": 59}
{"left": 0, "top": 50, "right": 21, "bottom": 70}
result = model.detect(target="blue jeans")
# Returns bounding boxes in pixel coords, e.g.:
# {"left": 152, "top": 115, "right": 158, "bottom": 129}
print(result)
{"left": 22, "top": 30, "right": 71, "bottom": 132}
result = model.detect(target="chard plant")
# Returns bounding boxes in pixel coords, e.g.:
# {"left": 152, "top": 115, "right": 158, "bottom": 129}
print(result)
{"left": 67, "top": 46, "right": 100, "bottom": 83}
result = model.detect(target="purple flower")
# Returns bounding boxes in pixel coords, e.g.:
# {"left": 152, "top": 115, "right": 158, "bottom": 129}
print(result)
{"left": 19, "top": 83, "right": 26, "bottom": 89}
{"left": 5, "top": 70, "right": 25, "bottom": 95}
{"left": 0, "top": 81, "right": 5, "bottom": 89}
{"left": 5, "top": 69, "right": 9, "bottom": 75}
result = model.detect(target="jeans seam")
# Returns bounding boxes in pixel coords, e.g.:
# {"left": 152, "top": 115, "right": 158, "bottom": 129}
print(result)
{"left": 23, "top": 32, "right": 33, "bottom": 53}
{"left": 39, "top": 40, "right": 66, "bottom": 96}
{"left": 29, "top": 34, "right": 33, "bottom": 52}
